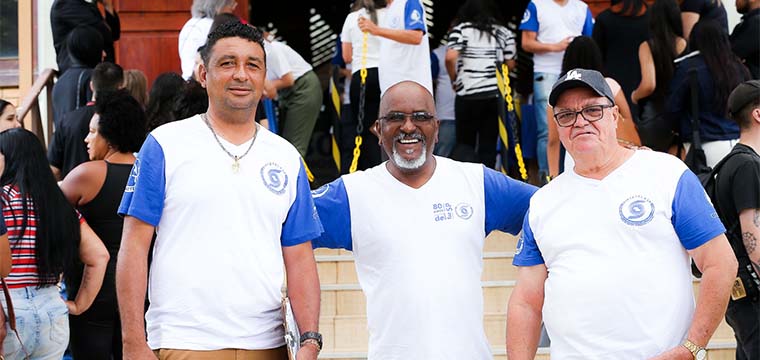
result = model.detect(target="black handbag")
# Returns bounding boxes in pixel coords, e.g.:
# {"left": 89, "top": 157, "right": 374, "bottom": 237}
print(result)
{"left": 636, "top": 97, "right": 677, "bottom": 152}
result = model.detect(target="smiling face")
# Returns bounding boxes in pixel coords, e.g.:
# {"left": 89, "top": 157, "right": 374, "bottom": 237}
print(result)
{"left": 0, "top": 104, "right": 20, "bottom": 132}
{"left": 375, "top": 82, "right": 439, "bottom": 173}
{"left": 199, "top": 36, "right": 266, "bottom": 120}
{"left": 554, "top": 87, "right": 619, "bottom": 159}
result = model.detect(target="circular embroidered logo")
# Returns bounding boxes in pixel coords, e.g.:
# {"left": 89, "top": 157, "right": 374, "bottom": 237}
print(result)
{"left": 455, "top": 203, "right": 473, "bottom": 220}
{"left": 261, "top": 163, "right": 288, "bottom": 195}
{"left": 311, "top": 184, "right": 330, "bottom": 198}
{"left": 619, "top": 196, "right": 655, "bottom": 226}
{"left": 522, "top": 9, "right": 531, "bottom": 24}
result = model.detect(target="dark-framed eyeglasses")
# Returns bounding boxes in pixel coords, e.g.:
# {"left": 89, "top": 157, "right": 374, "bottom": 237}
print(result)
{"left": 553, "top": 104, "right": 615, "bottom": 127}
{"left": 379, "top": 111, "right": 436, "bottom": 125}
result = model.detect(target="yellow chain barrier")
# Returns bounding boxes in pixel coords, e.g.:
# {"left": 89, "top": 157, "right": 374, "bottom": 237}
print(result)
{"left": 496, "top": 63, "right": 528, "bottom": 181}
{"left": 349, "top": 30, "right": 369, "bottom": 173}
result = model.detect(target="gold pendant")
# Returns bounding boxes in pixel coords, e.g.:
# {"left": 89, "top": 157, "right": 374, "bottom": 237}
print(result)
{"left": 232, "top": 158, "right": 240, "bottom": 173}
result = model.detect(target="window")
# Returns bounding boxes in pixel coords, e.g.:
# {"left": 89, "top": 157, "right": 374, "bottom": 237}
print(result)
{"left": 0, "top": 0, "right": 18, "bottom": 86}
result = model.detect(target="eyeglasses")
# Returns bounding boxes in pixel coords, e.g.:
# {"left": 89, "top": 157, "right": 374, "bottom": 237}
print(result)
{"left": 379, "top": 111, "right": 436, "bottom": 125}
{"left": 553, "top": 104, "right": 615, "bottom": 127}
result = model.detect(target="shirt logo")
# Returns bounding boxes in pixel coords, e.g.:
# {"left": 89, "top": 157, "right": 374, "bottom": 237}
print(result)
{"left": 125, "top": 158, "right": 140, "bottom": 193}
{"left": 455, "top": 203, "right": 473, "bottom": 220}
{"left": 515, "top": 231, "right": 525, "bottom": 255}
{"left": 521, "top": 9, "right": 531, "bottom": 24}
{"left": 619, "top": 195, "right": 655, "bottom": 226}
{"left": 566, "top": 70, "right": 582, "bottom": 81}
{"left": 433, "top": 202, "right": 453, "bottom": 222}
{"left": 409, "top": 9, "right": 423, "bottom": 25}
{"left": 311, "top": 184, "right": 330, "bottom": 198}
{"left": 261, "top": 163, "right": 288, "bottom": 195}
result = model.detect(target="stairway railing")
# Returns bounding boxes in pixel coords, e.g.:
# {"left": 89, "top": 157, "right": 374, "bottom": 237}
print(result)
{"left": 16, "top": 68, "right": 57, "bottom": 148}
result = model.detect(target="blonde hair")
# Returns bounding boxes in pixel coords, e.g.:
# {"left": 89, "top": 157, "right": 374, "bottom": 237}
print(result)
{"left": 123, "top": 69, "right": 148, "bottom": 108}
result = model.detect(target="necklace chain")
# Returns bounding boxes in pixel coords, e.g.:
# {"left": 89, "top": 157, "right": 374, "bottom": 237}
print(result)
{"left": 202, "top": 113, "right": 259, "bottom": 173}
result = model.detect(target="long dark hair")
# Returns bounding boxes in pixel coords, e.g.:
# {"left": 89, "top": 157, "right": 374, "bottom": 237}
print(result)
{"left": 647, "top": 0, "right": 683, "bottom": 104}
{"left": 0, "top": 129, "right": 79, "bottom": 282}
{"left": 352, "top": 0, "right": 387, "bottom": 24}
{"left": 454, "top": 0, "right": 505, "bottom": 39}
{"left": 689, "top": 20, "right": 751, "bottom": 114}
{"left": 561, "top": 36, "right": 604, "bottom": 74}
{"left": 146, "top": 72, "right": 185, "bottom": 131}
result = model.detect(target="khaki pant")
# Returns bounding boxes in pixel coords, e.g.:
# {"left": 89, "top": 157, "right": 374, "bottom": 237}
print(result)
{"left": 153, "top": 346, "right": 288, "bottom": 360}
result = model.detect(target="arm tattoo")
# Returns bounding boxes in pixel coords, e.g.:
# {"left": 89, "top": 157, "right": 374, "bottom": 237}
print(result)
{"left": 754, "top": 209, "right": 760, "bottom": 228}
{"left": 744, "top": 231, "right": 758, "bottom": 254}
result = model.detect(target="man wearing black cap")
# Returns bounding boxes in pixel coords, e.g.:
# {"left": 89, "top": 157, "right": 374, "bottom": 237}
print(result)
{"left": 507, "top": 68, "right": 737, "bottom": 360}
{"left": 713, "top": 80, "right": 760, "bottom": 360}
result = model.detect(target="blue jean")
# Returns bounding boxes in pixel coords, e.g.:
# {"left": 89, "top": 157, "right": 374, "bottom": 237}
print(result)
{"left": 533, "top": 72, "right": 559, "bottom": 173}
{"left": 1, "top": 286, "right": 69, "bottom": 360}
{"left": 434, "top": 120, "right": 456, "bottom": 157}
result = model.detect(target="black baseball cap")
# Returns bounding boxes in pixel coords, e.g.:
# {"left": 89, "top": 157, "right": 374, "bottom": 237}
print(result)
{"left": 549, "top": 68, "right": 615, "bottom": 107}
{"left": 728, "top": 80, "right": 760, "bottom": 116}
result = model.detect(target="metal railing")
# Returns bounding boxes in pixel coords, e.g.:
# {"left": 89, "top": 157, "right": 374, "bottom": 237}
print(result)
{"left": 16, "top": 68, "right": 57, "bottom": 147}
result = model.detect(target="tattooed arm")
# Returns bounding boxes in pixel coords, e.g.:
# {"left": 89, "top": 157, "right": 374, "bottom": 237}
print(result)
{"left": 739, "top": 208, "right": 760, "bottom": 274}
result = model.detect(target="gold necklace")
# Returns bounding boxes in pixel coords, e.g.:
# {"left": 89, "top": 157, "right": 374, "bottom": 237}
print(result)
{"left": 202, "top": 113, "right": 259, "bottom": 173}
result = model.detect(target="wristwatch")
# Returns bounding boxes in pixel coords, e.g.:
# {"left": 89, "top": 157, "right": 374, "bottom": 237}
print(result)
{"left": 682, "top": 339, "right": 707, "bottom": 360}
{"left": 300, "top": 331, "right": 323, "bottom": 352}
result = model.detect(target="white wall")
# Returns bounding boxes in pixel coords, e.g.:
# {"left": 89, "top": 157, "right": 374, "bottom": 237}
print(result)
{"left": 725, "top": 0, "right": 742, "bottom": 31}
{"left": 36, "top": 0, "right": 57, "bottom": 141}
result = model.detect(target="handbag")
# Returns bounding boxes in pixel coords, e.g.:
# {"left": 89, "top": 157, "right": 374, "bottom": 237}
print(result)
{"left": 635, "top": 97, "right": 676, "bottom": 152}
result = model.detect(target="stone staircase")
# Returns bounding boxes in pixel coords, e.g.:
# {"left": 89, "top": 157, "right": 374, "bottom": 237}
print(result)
{"left": 313, "top": 231, "right": 737, "bottom": 359}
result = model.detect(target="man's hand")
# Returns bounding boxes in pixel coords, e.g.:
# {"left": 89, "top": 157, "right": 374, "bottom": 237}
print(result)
{"left": 263, "top": 81, "right": 278, "bottom": 100}
{"left": 123, "top": 340, "right": 157, "bottom": 360}
{"left": 648, "top": 345, "right": 693, "bottom": 360}
{"left": 553, "top": 37, "right": 573, "bottom": 52}
{"left": 358, "top": 16, "right": 378, "bottom": 35}
{"left": 296, "top": 343, "right": 319, "bottom": 360}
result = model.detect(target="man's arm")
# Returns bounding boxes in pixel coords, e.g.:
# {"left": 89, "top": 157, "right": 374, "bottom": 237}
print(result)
{"left": 652, "top": 235, "right": 736, "bottom": 359}
{"left": 740, "top": 209, "right": 760, "bottom": 274}
{"left": 507, "top": 264, "right": 548, "bottom": 359}
{"left": 283, "top": 241, "right": 321, "bottom": 360}
{"left": 358, "top": 17, "right": 424, "bottom": 45}
{"left": 520, "top": 31, "right": 571, "bottom": 54}
{"left": 116, "top": 216, "right": 157, "bottom": 360}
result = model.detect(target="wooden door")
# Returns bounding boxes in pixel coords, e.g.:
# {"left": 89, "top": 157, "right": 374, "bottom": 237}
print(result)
{"left": 114, "top": 0, "right": 249, "bottom": 86}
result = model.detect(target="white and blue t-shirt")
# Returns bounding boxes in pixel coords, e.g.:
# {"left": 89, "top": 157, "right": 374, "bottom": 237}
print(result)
{"left": 378, "top": 0, "right": 433, "bottom": 95}
{"left": 519, "top": 0, "right": 594, "bottom": 74}
{"left": 513, "top": 150, "right": 725, "bottom": 359}
{"left": 118, "top": 115, "right": 322, "bottom": 351}
{"left": 312, "top": 157, "right": 536, "bottom": 359}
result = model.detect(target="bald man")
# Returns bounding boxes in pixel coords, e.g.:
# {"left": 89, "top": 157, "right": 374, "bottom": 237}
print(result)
{"left": 311, "top": 80, "right": 537, "bottom": 359}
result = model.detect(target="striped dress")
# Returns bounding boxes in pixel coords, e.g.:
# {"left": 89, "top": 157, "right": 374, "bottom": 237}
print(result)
{"left": 447, "top": 22, "right": 516, "bottom": 96}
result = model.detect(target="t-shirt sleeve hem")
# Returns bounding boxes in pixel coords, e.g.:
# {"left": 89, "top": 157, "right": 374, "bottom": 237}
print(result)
{"left": 282, "top": 230, "right": 323, "bottom": 247}
{"left": 118, "top": 209, "right": 160, "bottom": 228}
{"left": 513, "top": 257, "right": 545, "bottom": 266}
{"left": 682, "top": 228, "right": 725, "bottom": 251}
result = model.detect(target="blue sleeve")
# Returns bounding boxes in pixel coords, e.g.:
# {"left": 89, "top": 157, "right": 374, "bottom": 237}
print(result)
{"left": 519, "top": 2, "right": 539, "bottom": 32}
{"left": 281, "top": 162, "right": 324, "bottom": 246}
{"left": 483, "top": 167, "right": 538, "bottom": 235}
{"left": 404, "top": 0, "right": 427, "bottom": 33}
{"left": 671, "top": 170, "right": 726, "bottom": 250}
{"left": 118, "top": 134, "right": 166, "bottom": 227}
{"left": 582, "top": 8, "right": 594, "bottom": 36}
{"left": 311, "top": 178, "right": 353, "bottom": 250}
{"left": 512, "top": 210, "right": 545, "bottom": 266}
{"left": 430, "top": 52, "right": 440, "bottom": 80}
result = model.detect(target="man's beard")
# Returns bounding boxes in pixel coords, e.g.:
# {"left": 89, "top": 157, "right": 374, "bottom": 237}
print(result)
{"left": 391, "top": 133, "right": 428, "bottom": 170}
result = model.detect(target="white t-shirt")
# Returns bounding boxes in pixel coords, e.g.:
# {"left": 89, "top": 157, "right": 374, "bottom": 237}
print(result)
{"left": 178, "top": 17, "right": 213, "bottom": 80}
{"left": 264, "top": 41, "right": 291, "bottom": 81}
{"left": 514, "top": 151, "right": 725, "bottom": 359}
{"left": 432, "top": 45, "right": 455, "bottom": 121}
{"left": 446, "top": 22, "right": 516, "bottom": 96}
{"left": 341, "top": 9, "right": 386, "bottom": 73}
{"left": 378, "top": 0, "right": 433, "bottom": 95}
{"left": 312, "top": 157, "right": 536, "bottom": 359}
{"left": 118, "top": 115, "right": 322, "bottom": 350}
{"left": 269, "top": 41, "right": 313, "bottom": 80}
{"left": 519, "top": 0, "right": 594, "bottom": 74}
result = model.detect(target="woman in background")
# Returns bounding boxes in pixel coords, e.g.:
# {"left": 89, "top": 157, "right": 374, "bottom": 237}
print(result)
{"left": 0, "top": 128, "right": 108, "bottom": 359}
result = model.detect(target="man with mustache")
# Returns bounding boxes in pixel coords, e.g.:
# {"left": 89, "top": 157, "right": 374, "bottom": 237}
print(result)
{"left": 117, "top": 22, "right": 322, "bottom": 360}
{"left": 507, "top": 69, "right": 737, "bottom": 360}
{"left": 311, "top": 80, "right": 536, "bottom": 359}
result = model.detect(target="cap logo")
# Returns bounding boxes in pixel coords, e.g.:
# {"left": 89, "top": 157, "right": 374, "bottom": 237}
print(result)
{"left": 566, "top": 70, "right": 581, "bottom": 81}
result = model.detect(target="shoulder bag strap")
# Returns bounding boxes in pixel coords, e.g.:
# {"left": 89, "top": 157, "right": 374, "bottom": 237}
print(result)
{"left": 1, "top": 278, "right": 29, "bottom": 359}
{"left": 688, "top": 67, "right": 702, "bottom": 150}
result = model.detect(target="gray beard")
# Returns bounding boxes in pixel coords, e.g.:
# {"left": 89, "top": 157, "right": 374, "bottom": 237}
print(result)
{"left": 392, "top": 141, "right": 427, "bottom": 170}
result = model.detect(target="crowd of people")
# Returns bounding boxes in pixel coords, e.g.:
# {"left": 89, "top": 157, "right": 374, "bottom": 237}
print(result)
{"left": 0, "top": 0, "right": 757, "bottom": 358}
